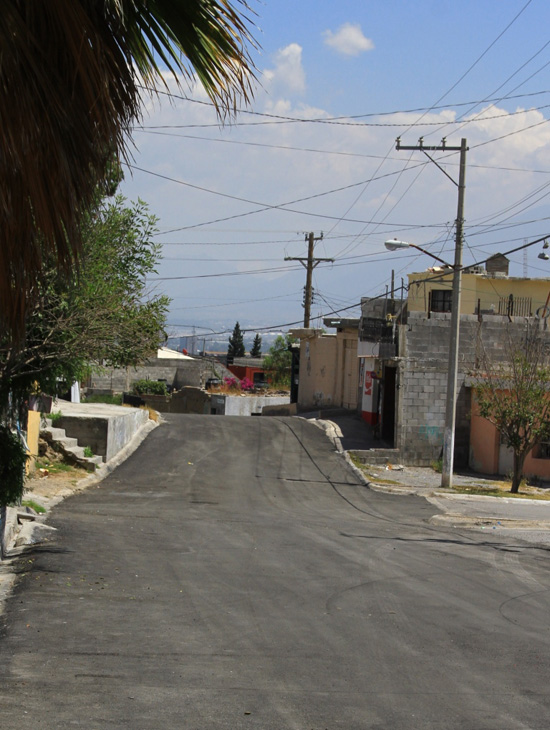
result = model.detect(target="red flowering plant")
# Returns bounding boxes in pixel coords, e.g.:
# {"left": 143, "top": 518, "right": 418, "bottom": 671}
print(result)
{"left": 223, "top": 376, "right": 240, "bottom": 392}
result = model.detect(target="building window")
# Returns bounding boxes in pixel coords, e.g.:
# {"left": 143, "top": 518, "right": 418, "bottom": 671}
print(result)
{"left": 536, "top": 441, "right": 550, "bottom": 459}
{"left": 430, "top": 289, "right": 452, "bottom": 313}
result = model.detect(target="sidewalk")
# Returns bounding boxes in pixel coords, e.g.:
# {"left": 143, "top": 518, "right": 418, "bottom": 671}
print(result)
{"left": 302, "top": 410, "right": 550, "bottom": 544}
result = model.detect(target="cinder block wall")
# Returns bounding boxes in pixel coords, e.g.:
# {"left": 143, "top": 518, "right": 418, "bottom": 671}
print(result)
{"left": 88, "top": 357, "right": 231, "bottom": 393}
{"left": 397, "top": 313, "right": 548, "bottom": 466}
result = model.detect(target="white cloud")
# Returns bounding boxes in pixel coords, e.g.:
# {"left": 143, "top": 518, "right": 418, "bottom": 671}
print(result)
{"left": 121, "top": 93, "right": 550, "bottom": 330}
{"left": 323, "top": 23, "right": 374, "bottom": 57}
{"left": 263, "top": 43, "right": 306, "bottom": 95}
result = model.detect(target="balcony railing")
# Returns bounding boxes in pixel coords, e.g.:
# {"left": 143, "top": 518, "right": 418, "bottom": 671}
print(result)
{"left": 498, "top": 295, "right": 532, "bottom": 317}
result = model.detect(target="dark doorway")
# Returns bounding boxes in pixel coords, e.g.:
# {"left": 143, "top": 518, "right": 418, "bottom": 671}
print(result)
{"left": 381, "top": 366, "right": 396, "bottom": 445}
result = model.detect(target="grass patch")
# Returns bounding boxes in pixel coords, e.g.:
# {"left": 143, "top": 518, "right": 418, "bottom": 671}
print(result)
{"left": 35, "top": 459, "right": 80, "bottom": 475}
{"left": 83, "top": 446, "right": 94, "bottom": 458}
{"left": 49, "top": 410, "right": 63, "bottom": 425}
{"left": 22, "top": 499, "right": 46, "bottom": 514}
{"left": 84, "top": 393, "right": 122, "bottom": 405}
{"left": 140, "top": 405, "right": 159, "bottom": 421}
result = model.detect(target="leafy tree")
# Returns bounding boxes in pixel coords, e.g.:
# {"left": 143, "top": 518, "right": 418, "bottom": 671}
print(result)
{"left": 263, "top": 334, "right": 296, "bottom": 387}
{"left": 250, "top": 333, "right": 262, "bottom": 357}
{"left": 228, "top": 322, "right": 246, "bottom": 360}
{"left": 1, "top": 1, "right": 257, "bottom": 337}
{"left": 474, "top": 323, "right": 550, "bottom": 493}
{"left": 0, "top": 195, "right": 170, "bottom": 406}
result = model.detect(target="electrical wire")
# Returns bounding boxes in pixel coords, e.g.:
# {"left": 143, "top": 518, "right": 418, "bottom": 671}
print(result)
{"left": 125, "top": 161, "right": 454, "bottom": 233}
{"left": 137, "top": 86, "right": 549, "bottom": 126}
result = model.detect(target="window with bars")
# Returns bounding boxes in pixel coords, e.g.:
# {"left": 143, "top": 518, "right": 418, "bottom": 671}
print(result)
{"left": 430, "top": 289, "right": 452, "bottom": 313}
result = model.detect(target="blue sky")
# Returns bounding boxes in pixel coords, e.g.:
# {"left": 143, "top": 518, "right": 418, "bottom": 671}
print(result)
{"left": 119, "top": 0, "right": 550, "bottom": 343}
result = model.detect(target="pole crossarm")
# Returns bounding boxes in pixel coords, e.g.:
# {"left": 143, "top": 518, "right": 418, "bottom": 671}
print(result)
{"left": 285, "top": 257, "right": 334, "bottom": 267}
{"left": 284, "top": 232, "right": 330, "bottom": 327}
{"left": 396, "top": 136, "right": 465, "bottom": 152}
{"left": 396, "top": 137, "right": 469, "bottom": 188}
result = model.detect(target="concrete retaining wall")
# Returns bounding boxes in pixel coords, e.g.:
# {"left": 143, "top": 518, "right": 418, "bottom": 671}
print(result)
{"left": 55, "top": 403, "right": 149, "bottom": 462}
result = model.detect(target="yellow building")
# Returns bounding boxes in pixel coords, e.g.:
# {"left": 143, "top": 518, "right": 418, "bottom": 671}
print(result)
{"left": 407, "top": 254, "right": 550, "bottom": 318}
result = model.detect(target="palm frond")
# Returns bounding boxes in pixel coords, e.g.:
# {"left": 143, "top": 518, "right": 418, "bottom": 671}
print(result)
{"left": 0, "top": 0, "right": 257, "bottom": 337}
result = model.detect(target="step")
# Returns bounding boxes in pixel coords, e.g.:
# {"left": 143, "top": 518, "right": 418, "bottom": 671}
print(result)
{"left": 40, "top": 426, "right": 102, "bottom": 472}
{"left": 56, "top": 436, "right": 79, "bottom": 449}
{"left": 43, "top": 426, "right": 67, "bottom": 440}
{"left": 66, "top": 445, "right": 85, "bottom": 459}
{"left": 351, "top": 448, "right": 402, "bottom": 466}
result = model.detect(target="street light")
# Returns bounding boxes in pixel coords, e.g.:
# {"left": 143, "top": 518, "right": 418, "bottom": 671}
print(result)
{"left": 384, "top": 233, "right": 464, "bottom": 490}
{"left": 384, "top": 239, "right": 452, "bottom": 267}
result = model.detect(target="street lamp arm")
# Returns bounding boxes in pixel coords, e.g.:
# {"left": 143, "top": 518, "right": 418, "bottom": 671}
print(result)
{"left": 384, "top": 239, "right": 452, "bottom": 268}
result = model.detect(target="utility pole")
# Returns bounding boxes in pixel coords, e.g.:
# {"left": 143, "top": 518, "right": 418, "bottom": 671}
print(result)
{"left": 285, "top": 232, "right": 333, "bottom": 327}
{"left": 396, "top": 137, "right": 468, "bottom": 489}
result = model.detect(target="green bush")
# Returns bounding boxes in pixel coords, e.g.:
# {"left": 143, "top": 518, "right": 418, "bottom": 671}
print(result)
{"left": 84, "top": 393, "right": 123, "bottom": 405}
{"left": 132, "top": 379, "right": 168, "bottom": 396}
{"left": 0, "top": 426, "right": 28, "bottom": 505}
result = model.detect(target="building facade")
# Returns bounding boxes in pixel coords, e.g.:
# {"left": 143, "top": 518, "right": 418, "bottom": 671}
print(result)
{"left": 359, "top": 257, "right": 550, "bottom": 467}
{"left": 290, "top": 318, "right": 359, "bottom": 411}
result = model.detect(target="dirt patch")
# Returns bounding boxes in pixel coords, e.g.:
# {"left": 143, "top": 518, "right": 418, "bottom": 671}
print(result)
{"left": 26, "top": 442, "right": 91, "bottom": 504}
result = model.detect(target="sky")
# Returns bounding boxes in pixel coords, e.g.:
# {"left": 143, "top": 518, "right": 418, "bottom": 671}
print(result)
{"left": 119, "top": 0, "right": 550, "bottom": 345}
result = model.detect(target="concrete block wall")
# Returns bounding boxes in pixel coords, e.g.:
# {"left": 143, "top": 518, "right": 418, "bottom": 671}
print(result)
{"left": 88, "top": 357, "right": 230, "bottom": 393}
{"left": 397, "top": 313, "right": 550, "bottom": 466}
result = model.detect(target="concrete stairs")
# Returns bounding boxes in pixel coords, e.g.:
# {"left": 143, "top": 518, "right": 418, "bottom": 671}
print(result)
{"left": 41, "top": 421, "right": 104, "bottom": 472}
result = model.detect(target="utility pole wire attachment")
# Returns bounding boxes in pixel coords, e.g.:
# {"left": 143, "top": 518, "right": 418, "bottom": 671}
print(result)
{"left": 285, "top": 231, "right": 333, "bottom": 327}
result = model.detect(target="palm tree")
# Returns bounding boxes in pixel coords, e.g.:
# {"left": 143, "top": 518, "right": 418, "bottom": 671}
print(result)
{"left": 0, "top": 0, "right": 256, "bottom": 337}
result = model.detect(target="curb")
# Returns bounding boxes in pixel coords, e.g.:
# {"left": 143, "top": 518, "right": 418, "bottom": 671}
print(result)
{"left": 429, "top": 513, "right": 550, "bottom": 530}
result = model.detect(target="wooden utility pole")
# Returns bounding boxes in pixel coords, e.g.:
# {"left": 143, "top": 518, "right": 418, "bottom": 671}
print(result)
{"left": 285, "top": 232, "right": 333, "bottom": 327}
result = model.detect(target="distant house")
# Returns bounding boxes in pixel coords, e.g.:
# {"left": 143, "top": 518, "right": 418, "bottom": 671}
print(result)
{"left": 226, "top": 357, "right": 266, "bottom": 386}
{"left": 290, "top": 318, "right": 359, "bottom": 411}
{"left": 156, "top": 346, "right": 195, "bottom": 360}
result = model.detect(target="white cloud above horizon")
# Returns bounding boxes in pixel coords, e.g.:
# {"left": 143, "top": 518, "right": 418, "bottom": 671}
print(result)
{"left": 322, "top": 23, "right": 374, "bottom": 57}
{"left": 123, "top": 65, "right": 550, "bottom": 333}
{"left": 263, "top": 43, "right": 306, "bottom": 96}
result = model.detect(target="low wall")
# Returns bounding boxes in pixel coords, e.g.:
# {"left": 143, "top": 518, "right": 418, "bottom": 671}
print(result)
{"left": 262, "top": 403, "right": 297, "bottom": 417}
{"left": 56, "top": 404, "right": 149, "bottom": 461}
{"left": 211, "top": 394, "right": 291, "bottom": 416}
{"left": 142, "top": 387, "right": 211, "bottom": 415}
{"left": 87, "top": 357, "right": 232, "bottom": 393}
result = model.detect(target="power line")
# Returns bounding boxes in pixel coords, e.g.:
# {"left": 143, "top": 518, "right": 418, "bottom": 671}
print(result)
{"left": 125, "top": 161, "right": 452, "bottom": 233}
{"left": 135, "top": 128, "right": 550, "bottom": 174}
{"left": 136, "top": 86, "right": 549, "bottom": 125}
{"left": 400, "top": 0, "right": 535, "bottom": 138}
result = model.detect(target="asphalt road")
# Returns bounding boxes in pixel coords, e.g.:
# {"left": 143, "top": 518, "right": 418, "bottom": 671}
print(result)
{"left": 1, "top": 415, "right": 550, "bottom": 729}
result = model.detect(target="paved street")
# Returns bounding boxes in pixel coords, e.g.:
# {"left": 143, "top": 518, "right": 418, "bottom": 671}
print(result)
{"left": 1, "top": 415, "right": 550, "bottom": 729}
